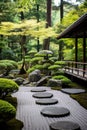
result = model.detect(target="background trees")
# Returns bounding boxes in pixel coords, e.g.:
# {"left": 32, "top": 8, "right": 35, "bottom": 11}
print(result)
{"left": 0, "top": 0, "right": 87, "bottom": 64}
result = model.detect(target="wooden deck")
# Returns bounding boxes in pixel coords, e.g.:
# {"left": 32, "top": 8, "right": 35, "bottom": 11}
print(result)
{"left": 12, "top": 86, "right": 87, "bottom": 130}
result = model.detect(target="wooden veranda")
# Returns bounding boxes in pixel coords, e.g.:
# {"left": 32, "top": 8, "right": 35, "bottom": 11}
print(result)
{"left": 57, "top": 13, "right": 87, "bottom": 84}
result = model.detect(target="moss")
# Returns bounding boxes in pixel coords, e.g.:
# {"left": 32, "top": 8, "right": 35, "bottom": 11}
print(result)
{"left": 52, "top": 75, "right": 72, "bottom": 87}
{"left": 0, "top": 99, "right": 16, "bottom": 121}
{"left": 51, "top": 86, "right": 62, "bottom": 90}
{"left": 71, "top": 93, "right": 87, "bottom": 109}
{"left": 7, "top": 118, "right": 23, "bottom": 130}
{"left": 0, "top": 78, "right": 19, "bottom": 98}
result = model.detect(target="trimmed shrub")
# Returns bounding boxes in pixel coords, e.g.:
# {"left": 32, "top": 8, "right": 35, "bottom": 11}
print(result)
{"left": 0, "top": 60, "right": 18, "bottom": 69}
{"left": 43, "top": 63, "right": 51, "bottom": 69}
{"left": 0, "top": 60, "right": 18, "bottom": 74}
{"left": 48, "top": 65, "right": 61, "bottom": 76}
{"left": 30, "top": 57, "right": 43, "bottom": 65}
{"left": 0, "top": 78, "right": 19, "bottom": 98}
{"left": 55, "top": 61, "right": 65, "bottom": 65}
{"left": 48, "top": 65, "right": 61, "bottom": 70}
{"left": 0, "top": 63, "right": 7, "bottom": 74}
{"left": 52, "top": 75, "right": 72, "bottom": 87}
{"left": 0, "top": 99, "right": 16, "bottom": 121}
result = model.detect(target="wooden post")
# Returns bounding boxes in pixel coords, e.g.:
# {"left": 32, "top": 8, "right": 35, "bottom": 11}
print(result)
{"left": 75, "top": 38, "right": 78, "bottom": 68}
{"left": 83, "top": 32, "right": 86, "bottom": 77}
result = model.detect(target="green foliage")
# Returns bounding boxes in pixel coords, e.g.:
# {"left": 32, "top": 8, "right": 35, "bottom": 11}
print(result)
{"left": 27, "top": 50, "right": 37, "bottom": 58}
{"left": 27, "top": 64, "right": 43, "bottom": 73}
{"left": 48, "top": 65, "right": 61, "bottom": 70}
{"left": 43, "top": 63, "right": 51, "bottom": 69}
{"left": 55, "top": 61, "right": 65, "bottom": 65}
{"left": 0, "top": 78, "right": 19, "bottom": 98}
{"left": 35, "top": 50, "right": 53, "bottom": 58}
{"left": 1, "top": 48, "right": 17, "bottom": 60}
{"left": 30, "top": 57, "right": 43, "bottom": 65}
{"left": 52, "top": 75, "right": 72, "bottom": 85}
{"left": 0, "top": 63, "right": 7, "bottom": 71}
{"left": 0, "top": 99, "right": 16, "bottom": 121}
{"left": 0, "top": 60, "right": 18, "bottom": 74}
{"left": 0, "top": 60, "right": 18, "bottom": 69}
{"left": 27, "top": 67, "right": 35, "bottom": 73}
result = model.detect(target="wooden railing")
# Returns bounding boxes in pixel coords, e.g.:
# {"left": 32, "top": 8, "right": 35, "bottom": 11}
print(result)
{"left": 65, "top": 61, "right": 87, "bottom": 79}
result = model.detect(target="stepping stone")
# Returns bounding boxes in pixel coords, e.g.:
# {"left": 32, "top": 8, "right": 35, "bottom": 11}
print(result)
{"left": 32, "top": 92, "right": 53, "bottom": 98}
{"left": 31, "top": 88, "right": 46, "bottom": 92}
{"left": 41, "top": 107, "right": 70, "bottom": 117}
{"left": 61, "top": 88, "right": 85, "bottom": 94}
{"left": 36, "top": 99, "right": 58, "bottom": 105}
{"left": 50, "top": 121, "right": 81, "bottom": 130}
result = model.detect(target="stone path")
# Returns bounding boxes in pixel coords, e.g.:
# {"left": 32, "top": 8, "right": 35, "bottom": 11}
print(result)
{"left": 12, "top": 86, "right": 87, "bottom": 130}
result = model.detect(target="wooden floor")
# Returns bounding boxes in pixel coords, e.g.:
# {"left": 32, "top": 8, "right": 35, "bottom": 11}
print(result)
{"left": 12, "top": 86, "right": 87, "bottom": 130}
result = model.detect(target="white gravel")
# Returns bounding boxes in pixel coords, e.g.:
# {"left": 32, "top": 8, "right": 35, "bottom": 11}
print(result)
{"left": 12, "top": 86, "right": 87, "bottom": 130}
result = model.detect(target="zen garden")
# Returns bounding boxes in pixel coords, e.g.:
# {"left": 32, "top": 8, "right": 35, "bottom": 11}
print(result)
{"left": 0, "top": 0, "right": 87, "bottom": 130}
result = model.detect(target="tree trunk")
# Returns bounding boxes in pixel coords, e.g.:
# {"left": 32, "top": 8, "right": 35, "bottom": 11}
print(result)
{"left": 43, "top": 0, "right": 51, "bottom": 50}
{"left": 60, "top": 0, "right": 63, "bottom": 22}
{"left": 19, "top": 11, "right": 26, "bottom": 74}
{"left": 37, "top": 4, "right": 40, "bottom": 52}
{"left": 58, "top": 0, "right": 64, "bottom": 60}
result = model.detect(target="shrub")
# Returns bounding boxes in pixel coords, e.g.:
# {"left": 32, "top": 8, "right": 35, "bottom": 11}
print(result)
{"left": 43, "top": 63, "right": 51, "bottom": 69}
{"left": 0, "top": 99, "right": 16, "bottom": 121}
{"left": 0, "top": 78, "right": 19, "bottom": 98}
{"left": 55, "top": 61, "right": 65, "bottom": 65}
{"left": 0, "top": 63, "right": 7, "bottom": 74}
{"left": 48, "top": 65, "right": 61, "bottom": 70}
{"left": 0, "top": 60, "right": 18, "bottom": 74}
{"left": 52, "top": 75, "right": 72, "bottom": 86}
{"left": 30, "top": 57, "right": 43, "bottom": 65}
{"left": 0, "top": 60, "right": 18, "bottom": 69}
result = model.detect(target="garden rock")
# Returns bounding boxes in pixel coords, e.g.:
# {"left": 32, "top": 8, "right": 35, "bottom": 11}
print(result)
{"left": 36, "top": 76, "right": 51, "bottom": 86}
{"left": 47, "top": 79, "right": 62, "bottom": 87}
{"left": 0, "top": 74, "right": 14, "bottom": 79}
{"left": 13, "top": 77, "right": 25, "bottom": 85}
{"left": 28, "top": 70, "right": 41, "bottom": 82}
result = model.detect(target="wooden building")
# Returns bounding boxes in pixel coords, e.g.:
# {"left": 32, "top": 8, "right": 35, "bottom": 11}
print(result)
{"left": 57, "top": 13, "right": 87, "bottom": 85}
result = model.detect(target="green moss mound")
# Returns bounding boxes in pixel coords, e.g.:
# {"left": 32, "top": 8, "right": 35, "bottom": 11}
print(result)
{"left": 53, "top": 75, "right": 72, "bottom": 87}
{"left": 71, "top": 93, "right": 87, "bottom": 109}
{"left": 7, "top": 118, "right": 23, "bottom": 130}
{"left": 0, "top": 78, "right": 19, "bottom": 98}
{"left": 0, "top": 99, "right": 16, "bottom": 121}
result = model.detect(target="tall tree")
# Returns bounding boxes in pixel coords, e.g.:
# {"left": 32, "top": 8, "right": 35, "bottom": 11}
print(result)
{"left": 43, "top": 0, "right": 52, "bottom": 50}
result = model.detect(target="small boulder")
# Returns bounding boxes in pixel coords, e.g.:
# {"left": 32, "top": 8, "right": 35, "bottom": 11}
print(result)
{"left": 28, "top": 70, "right": 41, "bottom": 82}
{"left": 36, "top": 76, "right": 51, "bottom": 86}
{"left": 13, "top": 77, "right": 25, "bottom": 85}
{"left": 47, "top": 79, "right": 62, "bottom": 87}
